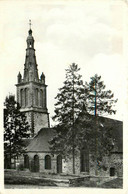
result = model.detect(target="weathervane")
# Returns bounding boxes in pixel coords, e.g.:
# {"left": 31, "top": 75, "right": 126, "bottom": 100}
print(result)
{"left": 29, "top": 20, "right": 32, "bottom": 29}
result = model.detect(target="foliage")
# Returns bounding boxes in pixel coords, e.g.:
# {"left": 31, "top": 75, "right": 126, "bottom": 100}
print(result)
{"left": 84, "top": 74, "right": 118, "bottom": 166}
{"left": 50, "top": 63, "right": 86, "bottom": 173}
{"left": 85, "top": 74, "right": 118, "bottom": 116}
{"left": 4, "top": 95, "right": 30, "bottom": 166}
{"left": 50, "top": 67, "right": 118, "bottom": 173}
{"left": 52, "top": 63, "right": 86, "bottom": 126}
{"left": 74, "top": 110, "right": 115, "bottom": 160}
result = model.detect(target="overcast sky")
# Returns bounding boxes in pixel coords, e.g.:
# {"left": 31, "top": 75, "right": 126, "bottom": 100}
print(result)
{"left": 0, "top": 0, "right": 128, "bottom": 125}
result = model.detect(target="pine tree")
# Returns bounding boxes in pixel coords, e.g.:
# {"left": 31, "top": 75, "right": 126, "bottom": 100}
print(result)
{"left": 4, "top": 95, "right": 30, "bottom": 168}
{"left": 85, "top": 74, "right": 118, "bottom": 174}
{"left": 50, "top": 63, "right": 86, "bottom": 174}
{"left": 85, "top": 74, "right": 118, "bottom": 116}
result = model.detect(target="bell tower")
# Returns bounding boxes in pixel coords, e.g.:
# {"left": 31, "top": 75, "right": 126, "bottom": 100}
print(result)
{"left": 16, "top": 21, "right": 50, "bottom": 136}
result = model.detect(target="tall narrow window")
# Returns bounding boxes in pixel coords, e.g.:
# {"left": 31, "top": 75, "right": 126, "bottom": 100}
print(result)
{"left": 57, "top": 155, "right": 62, "bottom": 173}
{"left": 35, "top": 88, "right": 38, "bottom": 106}
{"left": 24, "top": 155, "right": 29, "bottom": 169}
{"left": 45, "top": 155, "right": 51, "bottom": 169}
{"left": 40, "top": 90, "right": 43, "bottom": 107}
{"left": 33, "top": 155, "right": 39, "bottom": 172}
{"left": 25, "top": 88, "right": 28, "bottom": 107}
{"left": 20, "top": 89, "right": 22, "bottom": 107}
{"left": 20, "top": 89, "right": 24, "bottom": 107}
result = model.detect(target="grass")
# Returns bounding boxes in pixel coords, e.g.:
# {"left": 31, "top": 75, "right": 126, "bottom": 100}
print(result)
{"left": 4, "top": 169, "right": 123, "bottom": 188}
{"left": 101, "top": 178, "right": 123, "bottom": 188}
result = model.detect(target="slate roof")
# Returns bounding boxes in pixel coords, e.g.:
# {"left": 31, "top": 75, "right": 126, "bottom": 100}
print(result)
{"left": 26, "top": 128, "right": 54, "bottom": 152}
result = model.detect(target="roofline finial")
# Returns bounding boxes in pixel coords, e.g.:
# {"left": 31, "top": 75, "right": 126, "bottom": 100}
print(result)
{"left": 29, "top": 19, "right": 32, "bottom": 29}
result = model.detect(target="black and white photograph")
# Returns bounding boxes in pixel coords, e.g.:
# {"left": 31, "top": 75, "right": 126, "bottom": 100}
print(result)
{"left": 1, "top": 0, "right": 127, "bottom": 192}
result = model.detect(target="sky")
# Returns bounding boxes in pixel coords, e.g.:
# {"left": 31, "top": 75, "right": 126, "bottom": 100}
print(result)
{"left": 0, "top": 0, "right": 128, "bottom": 126}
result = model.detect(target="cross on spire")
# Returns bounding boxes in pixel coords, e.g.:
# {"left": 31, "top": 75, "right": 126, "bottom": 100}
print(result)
{"left": 29, "top": 20, "right": 32, "bottom": 29}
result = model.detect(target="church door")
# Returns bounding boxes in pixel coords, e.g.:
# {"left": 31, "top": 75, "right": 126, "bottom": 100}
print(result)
{"left": 110, "top": 167, "right": 115, "bottom": 176}
{"left": 57, "top": 155, "right": 62, "bottom": 173}
{"left": 34, "top": 155, "right": 39, "bottom": 172}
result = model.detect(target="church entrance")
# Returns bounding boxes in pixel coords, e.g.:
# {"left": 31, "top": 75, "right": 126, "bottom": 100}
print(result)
{"left": 110, "top": 167, "right": 115, "bottom": 176}
{"left": 57, "top": 155, "right": 62, "bottom": 173}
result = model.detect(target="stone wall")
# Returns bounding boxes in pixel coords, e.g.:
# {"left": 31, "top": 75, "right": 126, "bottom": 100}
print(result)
{"left": 63, "top": 152, "right": 123, "bottom": 177}
{"left": 62, "top": 153, "right": 90, "bottom": 175}
{"left": 18, "top": 151, "right": 122, "bottom": 177}
{"left": 22, "top": 111, "right": 49, "bottom": 135}
{"left": 89, "top": 153, "right": 123, "bottom": 177}
{"left": 62, "top": 156, "right": 81, "bottom": 175}
{"left": 19, "top": 152, "right": 58, "bottom": 173}
{"left": 34, "top": 112, "right": 49, "bottom": 133}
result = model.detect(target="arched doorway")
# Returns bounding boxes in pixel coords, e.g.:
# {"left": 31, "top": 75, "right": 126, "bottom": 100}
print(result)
{"left": 34, "top": 155, "right": 39, "bottom": 172}
{"left": 57, "top": 155, "right": 62, "bottom": 173}
{"left": 24, "top": 155, "right": 29, "bottom": 169}
{"left": 110, "top": 167, "right": 115, "bottom": 176}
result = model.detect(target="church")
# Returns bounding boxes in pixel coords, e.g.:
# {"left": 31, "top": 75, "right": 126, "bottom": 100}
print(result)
{"left": 15, "top": 24, "right": 123, "bottom": 177}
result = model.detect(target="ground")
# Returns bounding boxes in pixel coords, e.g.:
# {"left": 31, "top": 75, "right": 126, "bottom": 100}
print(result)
{"left": 4, "top": 169, "right": 123, "bottom": 188}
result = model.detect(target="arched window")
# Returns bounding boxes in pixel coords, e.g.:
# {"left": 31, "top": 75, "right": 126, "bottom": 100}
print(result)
{"left": 57, "top": 155, "right": 62, "bottom": 173}
{"left": 35, "top": 88, "right": 38, "bottom": 106}
{"left": 25, "top": 88, "right": 28, "bottom": 107}
{"left": 45, "top": 155, "right": 51, "bottom": 169}
{"left": 40, "top": 90, "right": 43, "bottom": 107}
{"left": 33, "top": 155, "right": 39, "bottom": 172}
{"left": 24, "top": 155, "right": 29, "bottom": 168}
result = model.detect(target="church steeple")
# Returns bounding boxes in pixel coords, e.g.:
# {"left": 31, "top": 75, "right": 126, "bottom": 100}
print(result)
{"left": 16, "top": 21, "right": 50, "bottom": 136}
{"left": 24, "top": 20, "right": 39, "bottom": 82}
{"left": 27, "top": 20, "right": 34, "bottom": 49}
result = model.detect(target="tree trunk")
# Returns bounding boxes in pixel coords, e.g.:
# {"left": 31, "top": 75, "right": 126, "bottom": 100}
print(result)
{"left": 94, "top": 81, "right": 98, "bottom": 176}
{"left": 72, "top": 70, "right": 75, "bottom": 174}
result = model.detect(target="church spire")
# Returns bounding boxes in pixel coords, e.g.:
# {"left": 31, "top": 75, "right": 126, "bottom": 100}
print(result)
{"left": 16, "top": 22, "right": 50, "bottom": 135}
{"left": 27, "top": 20, "right": 34, "bottom": 49}
{"left": 29, "top": 19, "right": 32, "bottom": 29}
{"left": 23, "top": 20, "right": 39, "bottom": 82}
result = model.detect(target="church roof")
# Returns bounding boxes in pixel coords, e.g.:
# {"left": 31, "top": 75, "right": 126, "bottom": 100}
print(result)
{"left": 76, "top": 109, "right": 123, "bottom": 153}
{"left": 26, "top": 128, "right": 54, "bottom": 152}
{"left": 26, "top": 113, "right": 123, "bottom": 154}
{"left": 98, "top": 117, "right": 123, "bottom": 153}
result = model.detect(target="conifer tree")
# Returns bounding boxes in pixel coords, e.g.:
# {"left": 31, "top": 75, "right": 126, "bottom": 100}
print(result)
{"left": 4, "top": 95, "right": 30, "bottom": 168}
{"left": 85, "top": 74, "right": 118, "bottom": 116}
{"left": 85, "top": 74, "right": 118, "bottom": 174}
{"left": 50, "top": 63, "right": 86, "bottom": 174}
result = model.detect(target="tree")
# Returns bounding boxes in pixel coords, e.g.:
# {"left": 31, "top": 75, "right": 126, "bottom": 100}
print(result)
{"left": 50, "top": 63, "right": 86, "bottom": 174}
{"left": 4, "top": 95, "right": 30, "bottom": 168}
{"left": 50, "top": 70, "right": 118, "bottom": 174}
{"left": 85, "top": 74, "right": 118, "bottom": 116}
{"left": 85, "top": 74, "right": 118, "bottom": 174}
